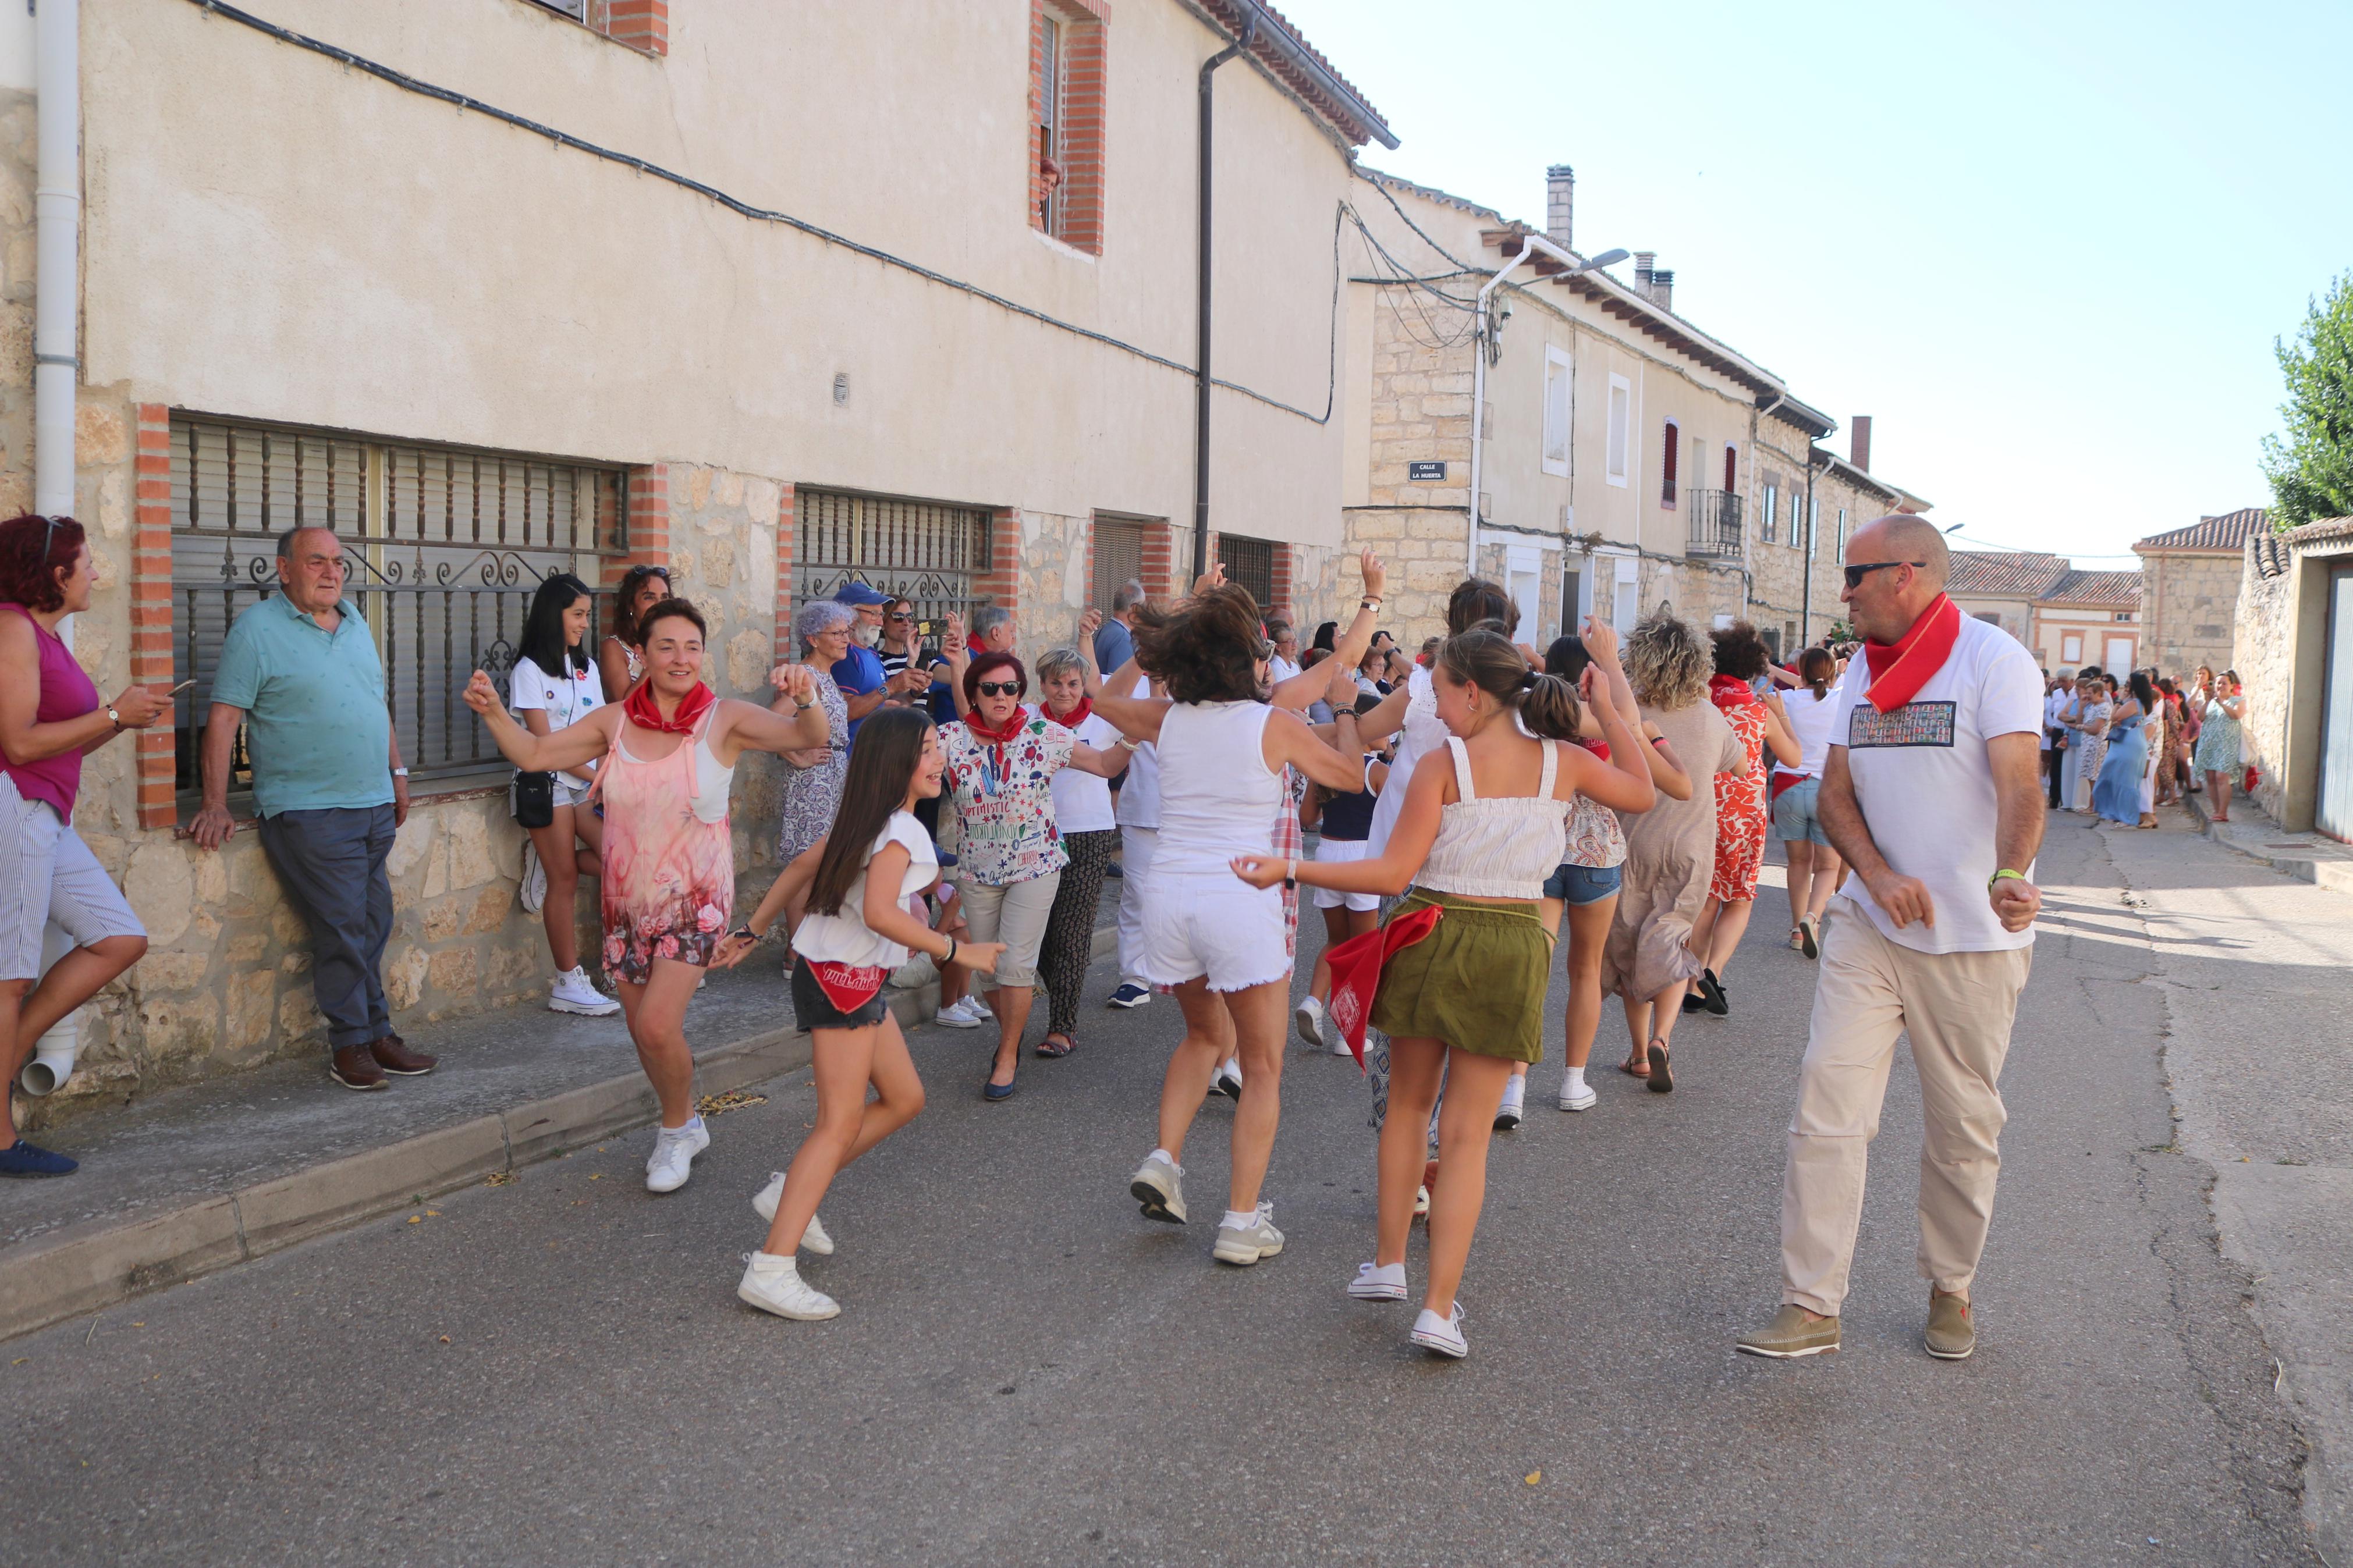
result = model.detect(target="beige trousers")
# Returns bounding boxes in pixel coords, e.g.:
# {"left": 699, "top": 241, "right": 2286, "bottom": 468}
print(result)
{"left": 1780, "top": 908, "right": 2033, "bottom": 1315}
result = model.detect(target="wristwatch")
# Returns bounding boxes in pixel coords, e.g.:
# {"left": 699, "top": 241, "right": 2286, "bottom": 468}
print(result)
{"left": 392, "top": 766, "right": 409, "bottom": 778}
{"left": 106, "top": 704, "right": 121, "bottom": 731}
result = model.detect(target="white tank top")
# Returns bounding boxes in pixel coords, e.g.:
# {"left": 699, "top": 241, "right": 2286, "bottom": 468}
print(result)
{"left": 1151, "top": 700, "right": 1278, "bottom": 874}
{"left": 1416, "top": 737, "right": 1571, "bottom": 901}
{"left": 1368, "top": 665, "right": 1447, "bottom": 854}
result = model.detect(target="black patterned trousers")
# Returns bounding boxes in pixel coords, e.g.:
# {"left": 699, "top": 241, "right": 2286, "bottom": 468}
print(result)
{"left": 1039, "top": 828, "right": 1120, "bottom": 1038}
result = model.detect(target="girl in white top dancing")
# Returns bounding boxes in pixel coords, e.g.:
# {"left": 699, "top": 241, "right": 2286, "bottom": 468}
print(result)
{"left": 1092, "top": 584, "right": 1377, "bottom": 1267}
{"left": 1233, "top": 627, "right": 1655, "bottom": 1357}
{"left": 713, "top": 707, "right": 1006, "bottom": 1321}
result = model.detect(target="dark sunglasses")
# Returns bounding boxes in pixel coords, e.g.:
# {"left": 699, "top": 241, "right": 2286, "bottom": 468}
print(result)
{"left": 886, "top": 611, "right": 914, "bottom": 622}
{"left": 1841, "top": 560, "right": 1925, "bottom": 589}
{"left": 975, "top": 680, "right": 1023, "bottom": 697}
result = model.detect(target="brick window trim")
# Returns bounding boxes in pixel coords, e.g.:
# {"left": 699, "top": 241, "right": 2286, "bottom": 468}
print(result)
{"left": 527, "top": 0, "right": 669, "bottom": 58}
{"left": 129, "top": 407, "right": 673, "bottom": 833}
{"left": 1029, "top": 0, "right": 1109, "bottom": 257}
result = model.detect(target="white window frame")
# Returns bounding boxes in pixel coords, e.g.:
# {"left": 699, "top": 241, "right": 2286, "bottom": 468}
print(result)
{"left": 1609, "top": 552, "right": 1639, "bottom": 632}
{"left": 1542, "top": 346, "right": 1572, "bottom": 478}
{"left": 1836, "top": 507, "right": 1848, "bottom": 561}
{"left": 1805, "top": 495, "right": 1819, "bottom": 554}
{"left": 1604, "top": 374, "right": 1631, "bottom": 488}
{"left": 2061, "top": 633, "right": 2083, "bottom": 664}
{"left": 1762, "top": 482, "right": 1778, "bottom": 544}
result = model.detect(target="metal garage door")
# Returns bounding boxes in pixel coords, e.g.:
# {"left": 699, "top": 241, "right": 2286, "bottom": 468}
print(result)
{"left": 2318, "top": 563, "right": 2353, "bottom": 842}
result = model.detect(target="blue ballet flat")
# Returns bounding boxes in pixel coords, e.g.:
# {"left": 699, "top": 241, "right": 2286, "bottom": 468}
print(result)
{"left": 982, "top": 1066, "right": 1017, "bottom": 1102}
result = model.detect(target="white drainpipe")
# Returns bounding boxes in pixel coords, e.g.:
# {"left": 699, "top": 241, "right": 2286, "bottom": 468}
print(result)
{"left": 22, "top": 0, "right": 81, "bottom": 1096}
{"left": 1467, "top": 230, "right": 1591, "bottom": 578}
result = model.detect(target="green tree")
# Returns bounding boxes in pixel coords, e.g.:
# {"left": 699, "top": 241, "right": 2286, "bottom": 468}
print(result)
{"left": 2261, "top": 272, "right": 2353, "bottom": 528}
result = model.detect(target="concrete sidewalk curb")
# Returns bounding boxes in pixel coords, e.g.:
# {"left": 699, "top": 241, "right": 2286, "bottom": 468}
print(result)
{"left": 2182, "top": 794, "right": 2353, "bottom": 894}
{"left": 0, "top": 920, "right": 1117, "bottom": 1343}
{"left": 0, "top": 1023, "right": 811, "bottom": 1345}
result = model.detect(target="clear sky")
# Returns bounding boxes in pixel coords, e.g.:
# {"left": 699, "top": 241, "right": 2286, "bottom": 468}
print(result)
{"left": 1276, "top": 0, "right": 2353, "bottom": 564}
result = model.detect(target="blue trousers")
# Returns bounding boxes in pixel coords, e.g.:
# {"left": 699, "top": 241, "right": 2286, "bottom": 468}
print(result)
{"left": 258, "top": 805, "right": 396, "bottom": 1052}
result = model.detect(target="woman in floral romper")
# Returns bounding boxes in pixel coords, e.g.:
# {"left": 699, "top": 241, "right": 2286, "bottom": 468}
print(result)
{"left": 467, "top": 598, "right": 831, "bottom": 1196}
{"left": 1683, "top": 623, "right": 1799, "bottom": 1019}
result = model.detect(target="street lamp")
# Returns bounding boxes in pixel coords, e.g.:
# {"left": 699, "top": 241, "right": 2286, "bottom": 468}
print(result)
{"left": 1581, "top": 248, "right": 1631, "bottom": 271}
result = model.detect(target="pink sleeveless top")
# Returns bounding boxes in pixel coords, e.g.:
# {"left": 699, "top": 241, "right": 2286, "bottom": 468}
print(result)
{"left": 0, "top": 603, "right": 99, "bottom": 823}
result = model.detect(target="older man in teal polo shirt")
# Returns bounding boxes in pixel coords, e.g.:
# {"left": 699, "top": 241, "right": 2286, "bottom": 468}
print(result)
{"left": 191, "top": 525, "right": 435, "bottom": 1093}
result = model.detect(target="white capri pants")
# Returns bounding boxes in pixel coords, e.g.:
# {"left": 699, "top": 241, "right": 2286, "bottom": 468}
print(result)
{"left": 0, "top": 774, "right": 145, "bottom": 982}
{"left": 1116, "top": 824, "right": 1156, "bottom": 982}
{"left": 958, "top": 870, "right": 1062, "bottom": 990}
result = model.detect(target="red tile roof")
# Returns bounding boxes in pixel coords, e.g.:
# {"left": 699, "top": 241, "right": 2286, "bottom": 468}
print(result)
{"left": 1194, "top": 1, "right": 1394, "bottom": 149}
{"left": 1947, "top": 552, "right": 2071, "bottom": 599}
{"left": 2132, "top": 507, "right": 2269, "bottom": 552}
{"left": 2042, "top": 569, "right": 2142, "bottom": 610}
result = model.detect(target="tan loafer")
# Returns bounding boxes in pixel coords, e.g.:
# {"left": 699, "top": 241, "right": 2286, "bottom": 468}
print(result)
{"left": 1925, "top": 1291, "right": 1975, "bottom": 1360}
{"left": 1736, "top": 1304, "right": 1840, "bottom": 1359}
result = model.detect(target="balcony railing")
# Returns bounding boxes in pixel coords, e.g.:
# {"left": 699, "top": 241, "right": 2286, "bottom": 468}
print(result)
{"left": 1686, "top": 489, "right": 1743, "bottom": 559}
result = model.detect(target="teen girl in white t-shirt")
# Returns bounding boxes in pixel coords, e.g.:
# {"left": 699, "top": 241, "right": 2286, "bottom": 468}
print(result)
{"left": 714, "top": 707, "right": 1005, "bottom": 1322}
{"left": 508, "top": 574, "right": 616, "bottom": 1018}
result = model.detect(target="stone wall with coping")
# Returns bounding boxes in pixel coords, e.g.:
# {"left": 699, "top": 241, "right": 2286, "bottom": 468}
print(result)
{"left": 2234, "top": 534, "right": 2297, "bottom": 823}
{"left": 2140, "top": 550, "right": 2244, "bottom": 679}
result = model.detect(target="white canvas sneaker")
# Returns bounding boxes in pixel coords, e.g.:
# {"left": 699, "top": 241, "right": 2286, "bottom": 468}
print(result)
{"left": 1347, "top": 1260, "right": 1408, "bottom": 1301}
{"left": 548, "top": 966, "right": 620, "bottom": 1016}
{"left": 1295, "top": 994, "right": 1325, "bottom": 1048}
{"left": 737, "top": 1252, "right": 840, "bottom": 1321}
{"left": 1494, "top": 1075, "right": 1526, "bottom": 1130}
{"left": 1212, "top": 1201, "right": 1284, "bottom": 1265}
{"left": 1557, "top": 1078, "right": 1599, "bottom": 1112}
{"left": 1411, "top": 1301, "right": 1468, "bottom": 1359}
{"left": 644, "top": 1120, "right": 710, "bottom": 1193}
{"left": 1212, "top": 1059, "right": 1244, "bottom": 1099}
{"left": 934, "top": 997, "right": 986, "bottom": 1029}
{"left": 750, "top": 1171, "right": 834, "bottom": 1254}
{"left": 519, "top": 841, "right": 547, "bottom": 914}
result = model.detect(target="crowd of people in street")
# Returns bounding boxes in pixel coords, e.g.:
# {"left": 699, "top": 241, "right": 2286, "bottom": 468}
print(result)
{"left": 0, "top": 504, "right": 2259, "bottom": 1368}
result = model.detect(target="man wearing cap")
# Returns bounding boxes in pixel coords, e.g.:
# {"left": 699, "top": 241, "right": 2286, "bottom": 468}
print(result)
{"left": 1737, "top": 514, "right": 2045, "bottom": 1365}
{"left": 831, "top": 582, "right": 926, "bottom": 742}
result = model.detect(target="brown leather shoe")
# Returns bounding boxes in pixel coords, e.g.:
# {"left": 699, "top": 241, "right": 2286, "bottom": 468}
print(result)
{"left": 369, "top": 1034, "right": 438, "bottom": 1076}
{"left": 330, "top": 1044, "right": 389, "bottom": 1091}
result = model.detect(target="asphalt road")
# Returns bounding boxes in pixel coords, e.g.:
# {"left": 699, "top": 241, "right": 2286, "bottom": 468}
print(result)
{"left": 2, "top": 816, "right": 2315, "bottom": 1566}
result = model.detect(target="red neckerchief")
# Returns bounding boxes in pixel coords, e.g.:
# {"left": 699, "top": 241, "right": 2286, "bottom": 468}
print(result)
{"left": 1708, "top": 674, "right": 1758, "bottom": 714}
{"left": 1042, "top": 695, "right": 1092, "bottom": 729}
{"left": 963, "top": 706, "right": 1030, "bottom": 748}
{"left": 622, "top": 680, "right": 716, "bottom": 735}
{"left": 1861, "top": 593, "right": 1962, "bottom": 714}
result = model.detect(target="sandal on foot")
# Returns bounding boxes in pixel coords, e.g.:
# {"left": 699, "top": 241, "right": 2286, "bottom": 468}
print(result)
{"left": 1646, "top": 1040, "right": 1674, "bottom": 1093}
{"left": 1035, "top": 1034, "right": 1075, "bottom": 1058}
{"left": 1619, "top": 1050, "right": 1650, "bottom": 1078}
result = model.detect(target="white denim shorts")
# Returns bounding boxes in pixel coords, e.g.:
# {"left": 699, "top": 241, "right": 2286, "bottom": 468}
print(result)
{"left": 0, "top": 774, "right": 145, "bottom": 982}
{"left": 1310, "top": 838, "right": 1380, "bottom": 913}
{"left": 1138, "top": 871, "right": 1291, "bottom": 992}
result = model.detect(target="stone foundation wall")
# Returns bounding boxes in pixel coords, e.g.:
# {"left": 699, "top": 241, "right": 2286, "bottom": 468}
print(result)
{"left": 2234, "top": 535, "right": 2297, "bottom": 822}
{"left": 2142, "top": 551, "right": 2244, "bottom": 678}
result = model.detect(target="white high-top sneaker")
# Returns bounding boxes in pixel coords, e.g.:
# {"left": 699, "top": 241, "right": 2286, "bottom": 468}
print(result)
{"left": 750, "top": 1172, "right": 835, "bottom": 1254}
{"left": 549, "top": 966, "right": 620, "bottom": 1016}
{"left": 737, "top": 1252, "right": 840, "bottom": 1321}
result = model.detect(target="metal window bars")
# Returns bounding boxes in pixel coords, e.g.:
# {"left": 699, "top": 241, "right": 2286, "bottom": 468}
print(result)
{"left": 1216, "top": 534, "right": 1277, "bottom": 611}
{"left": 1684, "top": 489, "right": 1744, "bottom": 559}
{"left": 793, "top": 489, "right": 995, "bottom": 650}
{"left": 168, "top": 416, "right": 627, "bottom": 802}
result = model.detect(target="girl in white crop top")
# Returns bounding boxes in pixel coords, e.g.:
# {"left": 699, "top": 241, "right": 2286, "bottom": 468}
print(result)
{"left": 714, "top": 708, "right": 1006, "bottom": 1324}
{"left": 1231, "top": 624, "right": 1656, "bottom": 1360}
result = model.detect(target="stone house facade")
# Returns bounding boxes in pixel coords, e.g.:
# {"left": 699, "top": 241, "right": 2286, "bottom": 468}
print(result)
{"left": 3, "top": 0, "right": 1397, "bottom": 1122}
{"left": 2134, "top": 509, "right": 2266, "bottom": 678}
{"left": 2234, "top": 518, "right": 2353, "bottom": 838}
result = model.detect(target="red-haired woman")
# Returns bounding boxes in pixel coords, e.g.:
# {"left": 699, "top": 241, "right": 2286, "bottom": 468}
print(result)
{"left": 0, "top": 515, "right": 168, "bottom": 1175}
{"left": 938, "top": 616, "right": 1125, "bottom": 1100}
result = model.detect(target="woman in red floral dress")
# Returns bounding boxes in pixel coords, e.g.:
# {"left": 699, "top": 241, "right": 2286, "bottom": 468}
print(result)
{"left": 1684, "top": 623, "right": 1798, "bottom": 1018}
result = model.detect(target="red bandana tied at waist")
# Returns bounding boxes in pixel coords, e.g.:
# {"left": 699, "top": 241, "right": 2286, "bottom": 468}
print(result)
{"left": 1861, "top": 593, "right": 1961, "bottom": 714}
{"left": 1708, "top": 674, "right": 1758, "bottom": 714}
{"left": 622, "top": 680, "right": 716, "bottom": 735}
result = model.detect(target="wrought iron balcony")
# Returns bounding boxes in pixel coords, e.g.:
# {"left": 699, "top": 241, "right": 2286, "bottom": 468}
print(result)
{"left": 1686, "top": 490, "right": 1743, "bottom": 559}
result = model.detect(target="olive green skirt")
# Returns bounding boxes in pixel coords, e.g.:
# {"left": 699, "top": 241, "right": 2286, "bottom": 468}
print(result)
{"left": 1368, "top": 890, "right": 1555, "bottom": 1063}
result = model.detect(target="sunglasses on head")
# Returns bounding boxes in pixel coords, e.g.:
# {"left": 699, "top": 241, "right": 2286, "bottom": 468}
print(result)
{"left": 975, "top": 680, "right": 1023, "bottom": 698}
{"left": 1841, "top": 560, "right": 1925, "bottom": 590}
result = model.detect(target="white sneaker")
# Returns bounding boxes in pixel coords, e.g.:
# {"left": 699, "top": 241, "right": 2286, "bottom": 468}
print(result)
{"left": 1128, "top": 1152, "right": 1187, "bottom": 1225}
{"left": 1348, "top": 1260, "right": 1408, "bottom": 1301}
{"left": 1557, "top": 1076, "right": 1598, "bottom": 1112}
{"left": 549, "top": 966, "right": 620, "bottom": 1016}
{"left": 1213, "top": 1059, "right": 1244, "bottom": 1099}
{"left": 644, "top": 1120, "right": 709, "bottom": 1193}
{"left": 736, "top": 1251, "right": 840, "bottom": 1321}
{"left": 750, "top": 1172, "right": 836, "bottom": 1254}
{"left": 1212, "top": 1200, "right": 1284, "bottom": 1265}
{"left": 935, "top": 997, "right": 986, "bottom": 1029}
{"left": 1411, "top": 1300, "right": 1468, "bottom": 1359}
{"left": 519, "top": 841, "right": 547, "bottom": 914}
{"left": 1333, "top": 1027, "right": 1354, "bottom": 1058}
{"left": 1495, "top": 1075, "right": 1526, "bottom": 1130}
{"left": 1295, "top": 994, "right": 1325, "bottom": 1048}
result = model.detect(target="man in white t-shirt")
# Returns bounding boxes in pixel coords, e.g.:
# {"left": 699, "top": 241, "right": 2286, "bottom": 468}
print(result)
{"left": 1738, "top": 515, "right": 2046, "bottom": 1366}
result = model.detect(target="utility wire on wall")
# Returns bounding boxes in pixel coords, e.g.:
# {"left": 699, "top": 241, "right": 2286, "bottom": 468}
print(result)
{"left": 183, "top": 0, "right": 1346, "bottom": 425}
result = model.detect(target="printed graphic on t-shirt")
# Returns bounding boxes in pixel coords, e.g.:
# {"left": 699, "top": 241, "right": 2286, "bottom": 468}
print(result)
{"left": 1848, "top": 701, "right": 1957, "bottom": 749}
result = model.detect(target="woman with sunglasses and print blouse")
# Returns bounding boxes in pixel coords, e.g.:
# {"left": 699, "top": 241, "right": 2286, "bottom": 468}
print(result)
{"left": 937, "top": 613, "right": 1125, "bottom": 1101}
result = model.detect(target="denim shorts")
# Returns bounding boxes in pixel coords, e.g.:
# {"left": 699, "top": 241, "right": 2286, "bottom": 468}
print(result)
{"left": 1773, "top": 775, "right": 1833, "bottom": 845}
{"left": 790, "top": 955, "right": 889, "bottom": 1031}
{"left": 1541, "top": 861, "right": 1623, "bottom": 906}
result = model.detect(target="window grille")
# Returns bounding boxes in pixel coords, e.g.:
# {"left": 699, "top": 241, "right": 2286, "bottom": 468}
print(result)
{"left": 1091, "top": 519, "right": 1146, "bottom": 612}
{"left": 1217, "top": 534, "right": 1277, "bottom": 611}
{"left": 168, "top": 415, "right": 626, "bottom": 803}
{"left": 794, "top": 489, "right": 994, "bottom": 643}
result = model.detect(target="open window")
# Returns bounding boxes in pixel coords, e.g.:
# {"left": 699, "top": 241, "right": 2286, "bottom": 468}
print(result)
{"left": 1030, "top": 1, "right": 1108, "bottom": 254}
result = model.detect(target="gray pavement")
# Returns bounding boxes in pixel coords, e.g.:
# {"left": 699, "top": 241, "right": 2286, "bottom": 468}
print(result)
{"left": 0, "top": 815, "right": 2320, "bottom": 1565}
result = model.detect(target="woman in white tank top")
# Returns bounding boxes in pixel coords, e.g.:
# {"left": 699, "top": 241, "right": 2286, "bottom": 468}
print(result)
{"left": 1232, "top": 627, "right": 1656, "bottom": 1359}
{"left": 1091, "top": 579, "right": 1384, "bottom": 1272}
{"left": 467, "top": 598, "right": 832, "bottom": 1199}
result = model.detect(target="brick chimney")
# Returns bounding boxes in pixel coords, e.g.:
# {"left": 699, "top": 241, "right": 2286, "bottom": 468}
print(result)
{"left": 1651, "top": 268, "right": 1674, "bottom": 312}
{"left": 1633, "top": 251, "right": 1655, "bottom": 295}
{"left": 1545, "top": 165, "right": 1574, "bottom": 252}
{"left": 1850, "top": 415, "right": 1872, "bottom": 471}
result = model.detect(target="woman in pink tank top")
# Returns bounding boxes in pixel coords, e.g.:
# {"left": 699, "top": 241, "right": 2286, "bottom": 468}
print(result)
{"left": 467, "top": 597, "right": 831, "bottom": 1197}
{"left": 0, "top": 515, "right": 171, "bottom": 1178}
